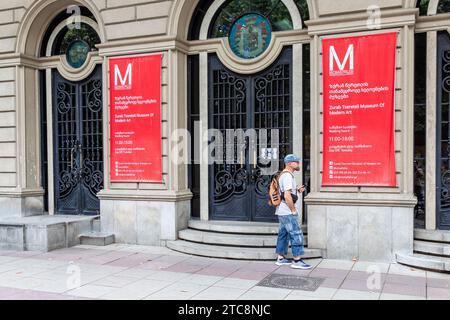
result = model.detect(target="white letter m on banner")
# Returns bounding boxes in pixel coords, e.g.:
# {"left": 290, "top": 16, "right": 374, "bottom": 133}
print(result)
{"left": 114, "top": 63, "right": 132, "bottom": 89}
{"left": 329, "top": 44, "right": 354, "bottom": 75}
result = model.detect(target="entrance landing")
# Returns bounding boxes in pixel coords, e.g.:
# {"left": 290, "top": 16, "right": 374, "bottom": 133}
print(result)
{"left": 0, "top": 215, "right": 99, "bottom": 252}
{"left": 167, "top": 219, "right": 321, "bottom": 260}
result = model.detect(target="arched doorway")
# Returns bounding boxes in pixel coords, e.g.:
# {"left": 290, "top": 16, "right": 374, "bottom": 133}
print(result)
{"left": 38, "top": 6, "right": 104, "bottom": 215}
{"left": 186, "top": 0, "right": 311, "bottom": 222}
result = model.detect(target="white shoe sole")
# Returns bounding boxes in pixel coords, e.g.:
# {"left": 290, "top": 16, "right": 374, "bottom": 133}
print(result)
{"left": 290, "top": 265, "right": 313, "bottom": 270}
{"left": 276, "top": 262, "right": 292, "bottom": 266}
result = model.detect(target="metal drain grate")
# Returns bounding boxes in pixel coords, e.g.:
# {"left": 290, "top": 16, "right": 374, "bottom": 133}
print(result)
{"left": 257, "top": 274, "right": 325, "bottom": 292}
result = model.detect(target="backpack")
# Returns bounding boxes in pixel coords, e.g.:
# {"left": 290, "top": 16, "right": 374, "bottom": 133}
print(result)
{"left": 268, "top": 170, "right": 294, "bottom": 207}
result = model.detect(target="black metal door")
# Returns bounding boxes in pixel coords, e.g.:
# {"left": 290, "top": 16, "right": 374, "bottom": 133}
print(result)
{"left": 437, "top": 32, "right": 450, "bottom": 230}
{"left": 208, "top": 48, "right": 292, "bottom": 222}
{"left": 53, "top": 65, "right": 104, "bottom": 215}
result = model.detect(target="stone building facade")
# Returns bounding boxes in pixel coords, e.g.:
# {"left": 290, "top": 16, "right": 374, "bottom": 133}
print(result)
{"left": 0, "top": 0, "right": 448, "bottom": 266}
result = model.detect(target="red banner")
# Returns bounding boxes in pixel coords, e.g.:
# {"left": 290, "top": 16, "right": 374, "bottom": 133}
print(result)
{"left": 322, "top": 33, "right": 397, "bottom": 187}
{"left": 109, "top": 54, "right": 162, "bottom": 182}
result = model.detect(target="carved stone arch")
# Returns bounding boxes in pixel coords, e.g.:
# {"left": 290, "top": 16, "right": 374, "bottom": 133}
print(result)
{"left": 12, "top": 0, "right": 106, "bottom": 215}
{"left": 16, "top": 0, "right": 106, "bottom": 56}
{"left": 168, "top": 0, "right": 314, "bottom": 41}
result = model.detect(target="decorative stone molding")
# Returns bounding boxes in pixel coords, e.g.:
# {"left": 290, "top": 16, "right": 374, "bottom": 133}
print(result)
{"left": 97, "top": 189, "right": 193, "bottom": 202}
{"left": 305, "top": 192, "right": 418, "bottom": 207}
{"left": 306, "top": 8, "right": 417, "bottom": 35}
{"left": 16, "top": 0, "right": 106, "bottom": 56}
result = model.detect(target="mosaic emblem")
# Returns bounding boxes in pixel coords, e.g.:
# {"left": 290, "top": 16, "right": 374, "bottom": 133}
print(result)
{"left": 66, "top": 40, "right": 90, "bottom": 69}
{"left": 229, "top": 13, "right": 272, "bottom": 59}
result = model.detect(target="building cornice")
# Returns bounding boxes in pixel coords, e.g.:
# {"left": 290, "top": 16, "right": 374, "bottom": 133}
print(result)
{"left": 306, "top": 8, "right": 418, "bottom": 36}
{"left": 97, "top": 189, "right": 193, "bottom": 202}
{"left": 415, "top": 13, "right": 450, "bottom": 33}
{"left": 305, "top": 192, "right": 418, "bottom": 208}
{"left": 0, "top": 188, "right": 45, "bottom": 198}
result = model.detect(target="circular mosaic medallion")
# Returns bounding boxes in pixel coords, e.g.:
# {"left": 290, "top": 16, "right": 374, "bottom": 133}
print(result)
{"left": 66, "top": 40, "right": 90, "bottom": 69}
{"left": 229, "top": 13, "right": 272, "bottom": 59}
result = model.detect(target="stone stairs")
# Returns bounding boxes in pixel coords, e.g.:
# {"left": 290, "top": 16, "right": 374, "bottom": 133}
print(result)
{"left": 0, "top": 215, "right": 99, "bottom": 252}
{"left": 396, "top": 229, "right": 450, "bottom": 273}
{"left": 167, "top": 219, "right": 322, "bottom": 260}
{"left": 79, "top": 232, "right": 115, "bottom": 246}
{"left": 78, "top": 217, "right": 115, "bottom": 246}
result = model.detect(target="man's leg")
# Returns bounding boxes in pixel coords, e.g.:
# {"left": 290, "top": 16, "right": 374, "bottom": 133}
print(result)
{"left": 285, "top": 215, "right": 305, "bottom": 258}
{"left": 286, "top": 215, "right": 312, "bottom": 270}
{"left": 276, "top": 216, "right": 289, "bottom": 259}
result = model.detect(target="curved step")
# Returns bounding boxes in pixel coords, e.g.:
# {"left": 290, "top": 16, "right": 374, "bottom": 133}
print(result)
{"left": 179, "top": 229, "right": 308, "bottom": 247}
{"left": 414, "top": 240, "right": 450, "bottom": 257}
{"left": 414, "top": 229, "right": 450, "bottom": 244}
{"left": 396, "top": 253, "right": 450, "bottom": 273}
{"left": 188, "top": 220, "right": 307, "bottom": 235}
{"left": 167, "top": 240, "right": 321, "bottom": 260}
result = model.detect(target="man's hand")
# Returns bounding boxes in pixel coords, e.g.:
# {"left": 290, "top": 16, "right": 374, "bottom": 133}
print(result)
{"left": 298, "top": 185, "right": 306, "bottom": 193}
{"left": 284, "top": 191, "right": 297, "bottom": 215}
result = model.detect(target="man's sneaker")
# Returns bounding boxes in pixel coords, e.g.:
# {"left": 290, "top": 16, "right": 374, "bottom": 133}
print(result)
{"left": 276, "top": 257, "right": 292, "bottom": 266}
{"left": 291, "top": 259, "right": 313, "bottom": 270}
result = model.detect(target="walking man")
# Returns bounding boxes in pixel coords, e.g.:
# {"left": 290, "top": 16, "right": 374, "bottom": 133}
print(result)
{"left": 275, "top": 154, "right": 312, "bottom": 270}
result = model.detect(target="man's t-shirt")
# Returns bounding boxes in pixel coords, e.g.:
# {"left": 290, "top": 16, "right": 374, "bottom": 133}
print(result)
{"left": 275, "top": 171, "right": 298, "bottom": 216}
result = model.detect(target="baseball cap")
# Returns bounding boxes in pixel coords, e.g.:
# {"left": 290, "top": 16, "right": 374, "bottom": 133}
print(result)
{"left": 284, "top": 154, "right": 302, "bottom": 164}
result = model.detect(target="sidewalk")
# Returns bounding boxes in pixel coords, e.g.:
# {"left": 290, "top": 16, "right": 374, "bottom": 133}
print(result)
{"left": 0, "top": 244, "right": 449, "bottom": 300}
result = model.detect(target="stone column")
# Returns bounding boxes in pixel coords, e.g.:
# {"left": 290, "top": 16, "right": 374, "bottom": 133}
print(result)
{"left": 305, "top": 5, "right": 417, "bottom": 262}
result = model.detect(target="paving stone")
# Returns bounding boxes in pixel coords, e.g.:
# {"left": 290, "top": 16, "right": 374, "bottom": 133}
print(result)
{"left": 309, "top": 268, "right": 349, "bottom": 279}
{"left": 285, "top": 293, "right": 331, "bottom": 300}
{"left": 352, "top": 261, "right": 391, "bottom": 274}
{"left": 191, "top": 286, "right": 247, "bottom": 300}
{"left": 0, "top": 286, "right": 27, "bottom": 299}
{"left": 388, "top": 263, "right": 427, "bottom": 277}
{"left": 237, "top": 287, "right": 291, "bottom": 300}
{"left": 144, "top": 282, "right": 209, "bottom": 300}
{"left": 427, "top": 277, "right": 450, "bottom": 289}
{"left": 195, "top": 266, "right": 238, "bottom": 277}
{"left": 346, "top": 270, "right": 387, "bottom": 283}
{"left": 317, "top": 259, "right": 355, "bottom": 270}
{"left": 287, "top": 287, "right": 338, "bottom": 299}
{"left": 228, "top": 270, "right": 269, "bottom": 281}
{"left": 382, "top": 283, "right": 426, "bottom": 297}
{"left": 6, "top": 290, "right": 76, "bottom": 300}
{"left": 105, "top": 253, "right": 161, "bottom": 268}
{"left": 66, "top": 284, "right": 116, "bottom": 298}
{"left": 112, "top": 268, "right": 157, "bottom": 279}
{"left": 244, "top": 262, "right": 280, "bottom": 273}
{"left": 385, "top": 274, "right": 426, "bottom": 287}
{"left": 332, "top": 289, "right": 380, "bottom": 300}
{"left": 427, "top": 287, "right": 450, "bottom": 300}
{"left": 380, "top": 293, "right": 425, "bottom": 300}
{"left": 27, "top": 278, "right": 73, "bottom": 294}
{"left": 145, "top": 271, "right": 191, "bottom": 283}
{"left": 179, "top": 274, "right": 223, "bottom": 286}
{"left": 213, "top": 278, "right": 258, "bottom": 290}
{"left": 100, "top": 279, "right": 172, "bottom": 300}
{"left": 340, "top": 279, "right": 383, "bottom": 293}
{"left": 92, "top": 275, "right": 139, "bottom": 288}
{"left": 320, "top": 277, "right": 345, "bottom": 289}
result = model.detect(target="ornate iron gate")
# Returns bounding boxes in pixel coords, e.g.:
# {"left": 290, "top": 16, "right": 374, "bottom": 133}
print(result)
{"left": 208, "top": 48, "right": 292, "bottom": 222}
{"left": 437, "top": 32, "right": 450, "bottom": 230}
{"left": 52, "top": 65, "right": 104, "bottom": 215}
